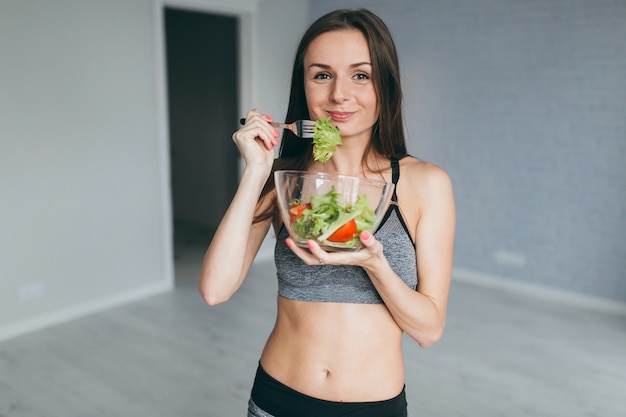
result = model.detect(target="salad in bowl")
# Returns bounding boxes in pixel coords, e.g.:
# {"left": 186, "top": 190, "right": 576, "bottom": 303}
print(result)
{"left": 274, "top": 171, "right": 395, "bottom": 251}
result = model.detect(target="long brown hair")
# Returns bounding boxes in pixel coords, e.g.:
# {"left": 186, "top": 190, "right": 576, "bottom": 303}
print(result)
{"left": 255, "top": 8, "right": 408, "bottom": 223}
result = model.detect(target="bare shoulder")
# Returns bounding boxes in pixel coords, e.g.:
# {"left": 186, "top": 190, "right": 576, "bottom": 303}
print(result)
{"left": 397, "top": 157, "right": 454, "bottom": 233}
{"left": 399, "top": 156, "right": 453, "bottom": 194}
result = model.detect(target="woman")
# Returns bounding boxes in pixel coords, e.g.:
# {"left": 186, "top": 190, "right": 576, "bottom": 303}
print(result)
{"left": 199, "top": 8, "right": 455, "bottom": 417}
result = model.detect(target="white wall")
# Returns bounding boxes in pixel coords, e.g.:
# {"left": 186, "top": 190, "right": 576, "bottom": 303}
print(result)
{"left": 0, "top": 0, "right": 309, "bottom": 341}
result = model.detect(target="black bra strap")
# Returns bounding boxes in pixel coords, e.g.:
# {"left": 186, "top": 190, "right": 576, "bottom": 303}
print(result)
{"left": 391, "top": 158, "right": 400, "bottom": 202}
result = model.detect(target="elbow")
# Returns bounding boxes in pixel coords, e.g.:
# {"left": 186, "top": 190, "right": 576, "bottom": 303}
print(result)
{"left": 417, "top": 332, "right": 442, "bottom": 349}
{"left": 199, "top": 289, "right": 231, "bottom": 306}
{"left": 198, "top": 281, "right": 231, "bottom": 306}
{"left": 414, "top": 325, "right": 445, "bottom": 349}
{"left": 201, "top": 292, "right": 230, "bottom": 306}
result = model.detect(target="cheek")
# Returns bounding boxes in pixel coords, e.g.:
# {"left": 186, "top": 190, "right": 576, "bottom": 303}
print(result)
{"left": 304, "top": 88, "right": 326, "bottom": 116}
{"left": 305, "top": 85, "right": 324, "bottom": 102}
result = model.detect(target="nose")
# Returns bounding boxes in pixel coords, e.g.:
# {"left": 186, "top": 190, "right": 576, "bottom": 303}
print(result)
{"left": 330, "top": 79, "right": 350, "bottom": 103}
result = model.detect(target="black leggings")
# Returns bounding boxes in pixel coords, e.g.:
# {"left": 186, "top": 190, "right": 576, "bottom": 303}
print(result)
{"left": 248, "top": 364, "right": 408, "bottom": 417}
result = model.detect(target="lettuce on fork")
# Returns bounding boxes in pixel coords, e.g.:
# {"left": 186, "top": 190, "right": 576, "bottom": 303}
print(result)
{"left": 312, "top": 118, "right": 342, "bottom": 163}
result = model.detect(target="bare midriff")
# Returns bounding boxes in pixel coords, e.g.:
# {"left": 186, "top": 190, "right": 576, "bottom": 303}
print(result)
{"left": 259, "top": 296, "right": 405, "bottom": 402}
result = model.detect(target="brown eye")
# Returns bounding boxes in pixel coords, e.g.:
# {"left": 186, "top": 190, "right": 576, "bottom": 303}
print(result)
{"left": 314, "top": 73, "right": 331, "bottom": 80}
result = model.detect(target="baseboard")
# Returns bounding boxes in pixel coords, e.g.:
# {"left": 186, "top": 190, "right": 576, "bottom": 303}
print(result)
{"left": 0, "top": 280, "right": 173, "bottom": 343}
{"left": 453, "top": 267, "right": 626, "bottom": 316}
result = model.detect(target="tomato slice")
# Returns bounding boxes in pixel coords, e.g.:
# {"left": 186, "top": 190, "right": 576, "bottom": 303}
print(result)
{"left": 327, "top": 219, "right": 358, "bottom": 243}
{"left": 289, "top": 203, "right": 311, "bottom": 222}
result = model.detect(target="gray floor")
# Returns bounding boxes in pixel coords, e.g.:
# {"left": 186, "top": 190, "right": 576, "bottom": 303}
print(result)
{"left": 1, "top": 239, "right": 625, "bottom": 417}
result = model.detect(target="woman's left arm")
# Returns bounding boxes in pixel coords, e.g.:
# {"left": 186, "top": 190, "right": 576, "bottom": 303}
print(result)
{"left": 362, "top": 163, "right": 456, "bottom": 347}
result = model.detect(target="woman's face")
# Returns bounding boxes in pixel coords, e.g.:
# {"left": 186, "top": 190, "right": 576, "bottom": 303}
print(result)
{"left": 303, "top": 29, "right": 379, "bottom": 142}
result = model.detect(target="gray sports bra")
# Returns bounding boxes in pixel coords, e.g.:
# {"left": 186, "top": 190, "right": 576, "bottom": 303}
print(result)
{"left": 274, "top": 158, "right": 418, "bottom": 304}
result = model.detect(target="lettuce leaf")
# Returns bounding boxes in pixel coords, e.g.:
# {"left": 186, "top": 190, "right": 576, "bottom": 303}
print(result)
{"left": 291, "top": 187, "right": 375, "bottom": 248}
{"left": 312, "top": 118, "right": 342, "bottom": 163}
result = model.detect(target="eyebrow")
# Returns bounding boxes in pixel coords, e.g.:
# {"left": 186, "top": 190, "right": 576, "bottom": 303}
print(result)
{"left": 308, "top": 62, "right": 372, "bottom": 70}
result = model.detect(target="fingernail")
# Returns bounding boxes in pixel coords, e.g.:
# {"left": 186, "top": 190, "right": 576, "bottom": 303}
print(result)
{"left": 307, "top": 240, "right": 314, "bottom": 249}
{"left": 264, "top": 115, "right": 273, "bottom": 122}
{"left": 362, "top": 231, "right": 371, "bottom": 240}
{"left": 274, "top": 129, "right": 280, "bottom": 137}
{"left": 285, "top": 238, "right": 291, "bottom": 247}
{"left": 273, "top": 139, "right": 279, "bottom": 146}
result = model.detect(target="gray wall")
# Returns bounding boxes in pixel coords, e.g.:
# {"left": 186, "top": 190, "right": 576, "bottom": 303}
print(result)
{"left": 0, "top": 0, "right": 309, "bottom": 341}
{"left": 310, "top": 0, "right": 626, "bottom": 304}
{"left": 0, "top": 0, "right": 170, "bottom": 335}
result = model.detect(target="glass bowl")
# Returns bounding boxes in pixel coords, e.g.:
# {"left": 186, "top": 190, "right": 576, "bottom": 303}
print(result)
{"left": 274, "top": 170, "right": 395, "bottom": 251}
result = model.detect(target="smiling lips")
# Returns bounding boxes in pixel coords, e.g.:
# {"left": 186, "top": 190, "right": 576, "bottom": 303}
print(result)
{"left": 328, "top": 111, "right": 355, "bottom": 122}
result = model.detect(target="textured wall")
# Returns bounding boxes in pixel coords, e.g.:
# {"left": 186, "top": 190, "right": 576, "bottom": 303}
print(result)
{"left": 310, "top": 0, "right": 626, "bottom": 303}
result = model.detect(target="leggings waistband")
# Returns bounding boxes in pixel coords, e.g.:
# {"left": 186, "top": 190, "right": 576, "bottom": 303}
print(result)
{"left": 250, "top": 363, "right": 407, "bottom": 417}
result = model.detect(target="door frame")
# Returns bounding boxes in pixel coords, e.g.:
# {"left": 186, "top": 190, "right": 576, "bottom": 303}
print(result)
{"left": 152, "top": 0, "right": 259, "bottom": 287}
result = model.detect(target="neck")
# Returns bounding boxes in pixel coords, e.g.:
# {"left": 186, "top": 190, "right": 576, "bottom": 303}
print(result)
{"left": 310, "top": 148, "right": 387, "bottom": 179}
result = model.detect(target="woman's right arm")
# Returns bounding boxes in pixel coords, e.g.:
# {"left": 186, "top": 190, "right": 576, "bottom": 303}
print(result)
{"left": 198, "top": 109, "right": 279, "bottom": 305}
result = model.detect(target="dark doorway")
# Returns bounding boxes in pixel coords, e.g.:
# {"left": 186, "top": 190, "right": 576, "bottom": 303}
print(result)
{"left": 164, "top": 7, "right": 239, "bottom": 272}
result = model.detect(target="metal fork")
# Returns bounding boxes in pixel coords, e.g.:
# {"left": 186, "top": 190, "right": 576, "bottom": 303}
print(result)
{"left": 239, "top": 118, "right": 315, "bottom": 139}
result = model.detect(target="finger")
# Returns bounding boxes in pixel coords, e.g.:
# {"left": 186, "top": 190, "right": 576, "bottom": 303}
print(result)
{"left": 242, "top": 109, "right": 274, "bottom": 127}
{"left": 255, "top": 127, "right": 279, "bottom": 150}
{"left": 286, "top": 238, "right": 326, "bottom": 266}
{"left": 360, "top": 230, "right": 375, "bottom": 247}
{"left": 305, "top": 240, "right": 331, "bottom": 264}
{"left": 285, "top": 238, "right": 313, "bottom": 262}
{"left": 236, "top": 122, "right": 279, "bottom": 151}
{"left": 242, "top": 114, "right": 280, "bottom": 150}
{"left": 243, "top": 108, "right": 262, "bottom": 123}
{"left": 359, "top": 230, "right": 385, "bottom": 261}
